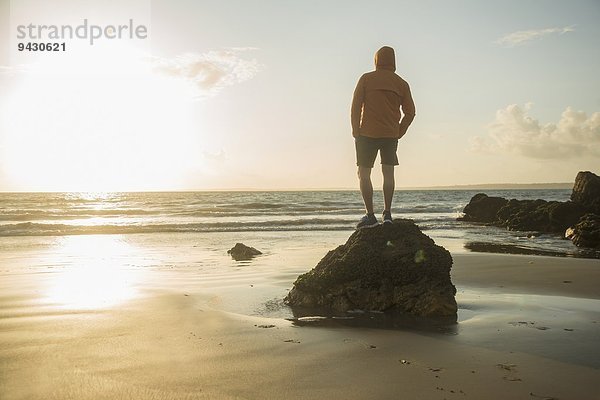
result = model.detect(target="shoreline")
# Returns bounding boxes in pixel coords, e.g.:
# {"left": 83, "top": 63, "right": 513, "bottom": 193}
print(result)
{"left": 1, "top": 238, "right": 599, "bottom": 399}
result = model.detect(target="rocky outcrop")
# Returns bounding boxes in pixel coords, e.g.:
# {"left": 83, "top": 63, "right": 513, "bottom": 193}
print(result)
{"left": 571, "top": 171, "right": 600, "bottom": 214}
{"left": 284, "top": 219, "right": 457, "bottom": 317}
{"left": 227, "top": 243, "right": 262, "bottom": 260}
{"left": 566, "top": 214, "right": 600, "bottom": 249}
{"left": 459, "top": 193, "right": 508, "bottom": 223}
{"left": 459, "top": 171, "right": 600, "bottom": 249}
{"left": 460, "top": 195, "right": 584, "bottom": 233}
{"left": 496, "top": 199, "right": 585, "bottom": 233}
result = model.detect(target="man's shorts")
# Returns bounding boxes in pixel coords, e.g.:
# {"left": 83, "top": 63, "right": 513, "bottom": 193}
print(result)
{"left": 355, "top": 136, "right": 399, "bottom": 168}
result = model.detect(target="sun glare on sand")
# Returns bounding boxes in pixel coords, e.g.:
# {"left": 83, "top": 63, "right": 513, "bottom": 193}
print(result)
{"left": 44, "top": 235, "right": 141, "bottom": 309}
{"left": 1, "top": 44, "right": 201, "bottom": 192}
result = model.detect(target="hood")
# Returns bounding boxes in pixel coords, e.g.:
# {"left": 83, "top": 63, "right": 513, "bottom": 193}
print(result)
{"left": 374, "top": 46, "right": 396, "bottom": 72}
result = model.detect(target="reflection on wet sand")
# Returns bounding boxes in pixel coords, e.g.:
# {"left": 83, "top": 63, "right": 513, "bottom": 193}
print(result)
{"left": 43, "top": 235, "right": 142, "bottom": 309}
{"left": 464, "top": 241, "right": 600, "bottom": 259}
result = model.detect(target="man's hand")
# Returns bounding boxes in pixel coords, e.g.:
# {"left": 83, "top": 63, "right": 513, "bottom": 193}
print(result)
{"left": 397, "top": 113, "right": 415, "bottom": 139}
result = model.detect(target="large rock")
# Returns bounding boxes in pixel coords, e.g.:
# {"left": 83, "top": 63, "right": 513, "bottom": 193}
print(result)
{"left": 284, "top": 219, "right": 457, "bottom": 317}
{"left": 459, "top": 193, "right": 508, "bottom": 223}
{"left": 571, "top": 171, "right": 600, "bottom": 214}
{"left": 566, "top": 214, "right": 600, "bottom": 249}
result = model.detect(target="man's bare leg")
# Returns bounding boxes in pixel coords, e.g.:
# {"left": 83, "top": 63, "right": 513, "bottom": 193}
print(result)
{"left": 382, "top": 164, "right": 395, "bottom": 212}
{"left": 358, "top": 166, "right": 374, "bottom": 214}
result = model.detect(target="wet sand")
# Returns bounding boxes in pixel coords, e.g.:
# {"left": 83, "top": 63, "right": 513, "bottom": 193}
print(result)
{"left": 452, "top": 253, "right": 600, "bottom": 299}
{"left": 1, "top": 236, "right": 599, "bottom": 399}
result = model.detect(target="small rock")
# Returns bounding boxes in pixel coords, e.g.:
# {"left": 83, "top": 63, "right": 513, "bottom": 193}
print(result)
{"left": 227, "top": 243, "right": 262, "bottom": 260}
{"left": 497, "top": 363, "right": 516, "bottom": 371}
{"left": 503, "top": 377, "right": 522, "bottom": 382}
{"left": 530, "top": 392, "right": 559, "bottom": 400}
{"left": 566, "top": 213, "right": 600, "bottom": 249}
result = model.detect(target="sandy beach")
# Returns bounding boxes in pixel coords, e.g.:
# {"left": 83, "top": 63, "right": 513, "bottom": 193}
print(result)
{"left": 1, "top": 232, "right": 599, "bottom": 400}
{"left": 2, "top": 0, "right": 599, "bottom": 397}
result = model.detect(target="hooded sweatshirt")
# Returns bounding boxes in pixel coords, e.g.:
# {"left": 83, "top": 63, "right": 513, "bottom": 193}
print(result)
{"left": 351, "top": 46, "right": 416, "bottom": 138}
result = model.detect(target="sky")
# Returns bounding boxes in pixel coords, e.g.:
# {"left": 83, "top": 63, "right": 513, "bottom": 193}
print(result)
{"left": 0, "top": 0, "right": 598, "bottom": 191}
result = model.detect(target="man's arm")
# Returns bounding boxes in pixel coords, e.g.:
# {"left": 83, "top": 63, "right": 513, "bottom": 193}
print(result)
{"left": 351, "top": 75, "right": 365, "bottom": 137}
{"left": 398, "top": 83, "right": 416, "bottom": 139}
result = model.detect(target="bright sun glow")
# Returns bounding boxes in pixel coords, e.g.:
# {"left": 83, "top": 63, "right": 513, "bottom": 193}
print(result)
{"left": 44, "top": 235, "right": 141, "bottom": 309}
{"left": 0, "top": 44, "right": 202, "bottom": 192}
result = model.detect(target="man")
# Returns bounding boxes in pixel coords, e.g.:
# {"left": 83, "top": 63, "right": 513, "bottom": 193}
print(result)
{"left": 351, "top": 46, "right": 416, "bottom": 229}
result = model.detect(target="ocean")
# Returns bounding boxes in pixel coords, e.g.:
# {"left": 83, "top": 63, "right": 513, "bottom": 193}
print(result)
{"left": 0, "top": 189, "right": 596, "bottom": 258}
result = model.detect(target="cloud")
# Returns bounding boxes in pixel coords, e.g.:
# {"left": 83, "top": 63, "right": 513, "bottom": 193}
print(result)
{"left": 470, "top": 104, "right": 600, "bottom": 159}
{"left": 151, "top": 48, "right": 262, "bottom": 98}
{"left": 496, "top": 26, "right": 574, "bottom": 47}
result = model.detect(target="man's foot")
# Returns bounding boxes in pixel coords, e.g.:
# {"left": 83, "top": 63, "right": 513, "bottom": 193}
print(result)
{"left": 382, "top": 210, "right": 393, "bottom": 224}
{"left": 356, "top": 213, "right": 379, "bottom": 229}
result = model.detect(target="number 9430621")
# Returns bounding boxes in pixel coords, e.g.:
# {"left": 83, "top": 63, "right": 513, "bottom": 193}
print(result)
{"left": 18, "top": 42, "right": 66, "bottom": 51}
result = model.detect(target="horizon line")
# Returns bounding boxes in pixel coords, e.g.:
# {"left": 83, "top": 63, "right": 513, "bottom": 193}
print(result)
{"left": 0, "top": 182, "right": 574, "bottom": 193}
